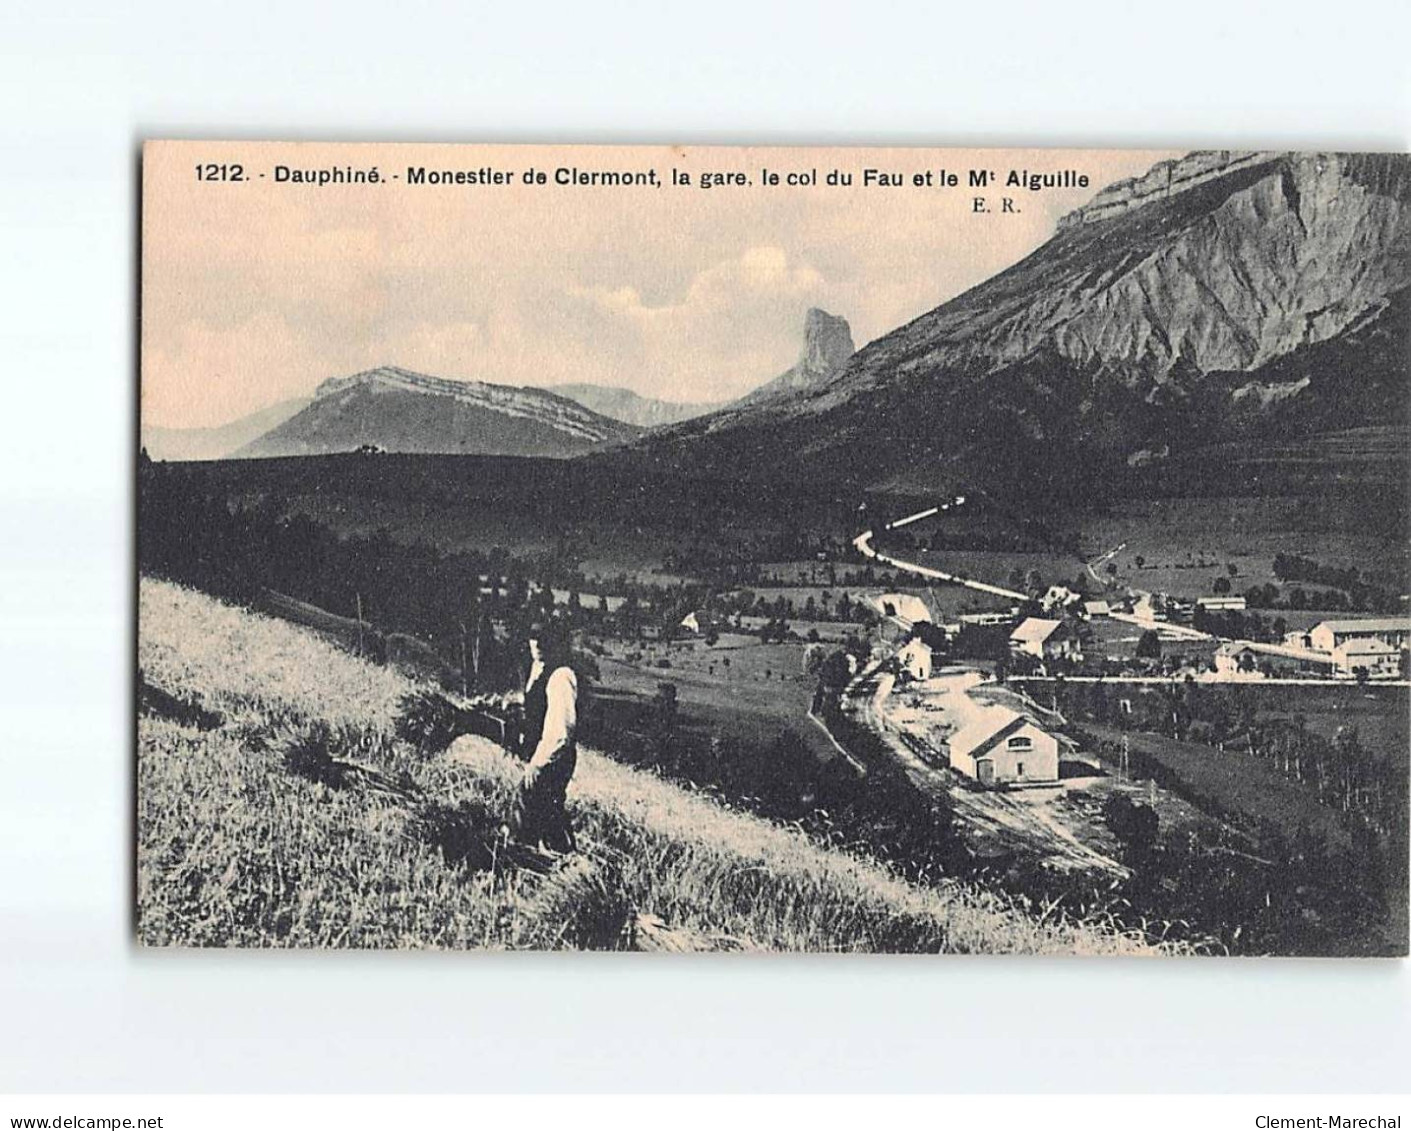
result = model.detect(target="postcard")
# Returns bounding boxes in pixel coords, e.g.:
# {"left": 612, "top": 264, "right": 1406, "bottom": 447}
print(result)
{"left": 138, "top": 141, "right": 1409, "bottom": 954}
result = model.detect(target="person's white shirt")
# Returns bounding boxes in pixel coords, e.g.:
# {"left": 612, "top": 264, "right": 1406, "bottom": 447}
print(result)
{"left": 526, "top": 661, "right": 577, "bottom": 765}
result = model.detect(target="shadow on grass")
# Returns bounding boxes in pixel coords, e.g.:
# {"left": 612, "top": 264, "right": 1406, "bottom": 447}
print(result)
{"left": 138, "top": 670, "right": 224, "bottom": 731}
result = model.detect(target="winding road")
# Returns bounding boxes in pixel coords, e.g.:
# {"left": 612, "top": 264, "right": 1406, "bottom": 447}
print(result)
{"left": 853, "top": 524, "right": 1029, "bottom": 604}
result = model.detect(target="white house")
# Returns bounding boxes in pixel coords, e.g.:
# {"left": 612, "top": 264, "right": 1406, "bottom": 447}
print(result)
{"left": 1041, "top": 585, "right": 1081, "bottom": 613}
{"left": 897, "top": 637, "right": 933, "bottom": 682}
{"left": 1308, "top": 618, "right": 1411, "bottom": 655}
{"left": 1082, "top": 600, "right": 1112, "bottom": 619}
{"left": 1009, "top": 617, "right": 1081, "bottom": 661}
{"left": 872, "top": 592, "right": 932, "bottom": 625}
{"left": 947, "top": 705, "right": 1059, "bottom": 786}
{"left": 679, "top": 612, "right": 701, "bottom": 633}
{"left": 1332, "top": 636, "right": 1401, "bottom": 679}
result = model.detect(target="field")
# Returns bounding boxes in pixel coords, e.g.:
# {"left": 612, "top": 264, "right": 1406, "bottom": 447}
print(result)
{"left": 593, "top": 633, "right": 839, "bottom": 763}
{"left": 1080, "top": 495, "right": 1409, "bottom": 601}
{"left": 137, "top": 577, "right": 1171, "bottom": 954}
{"left": 1079, "top": 722, "right": 1359, "bottom": 851}
{"left": 1196, "top": 683, "right": 1410, "bottom": 772}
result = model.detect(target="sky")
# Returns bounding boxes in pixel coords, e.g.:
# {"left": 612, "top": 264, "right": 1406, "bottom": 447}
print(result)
{"left": 141, "top": 142, "right": 1178, "bottom": 429}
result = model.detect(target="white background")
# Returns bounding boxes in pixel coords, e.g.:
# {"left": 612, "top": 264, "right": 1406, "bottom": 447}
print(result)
{"left": 2, "top": 0, "right": 1409, "bottom": 1095}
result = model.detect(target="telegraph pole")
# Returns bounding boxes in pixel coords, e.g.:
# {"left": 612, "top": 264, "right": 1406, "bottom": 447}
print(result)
{"left": 459, "top": 620, "right": 468, "bottom": 697}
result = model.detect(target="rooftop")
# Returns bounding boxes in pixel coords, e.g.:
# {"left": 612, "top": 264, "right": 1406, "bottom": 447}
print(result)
{"left": 1314, "top": 618, "right": 1411, "bottom": 635}
{"left": 1334, "top": 637, "right": 1398, "bottom": 656}
{"left": 1010, "top": 617, "right": 1063, "bottom": 644}
{"left": 948, "top": 705, "right": 1027, "bottom": 759}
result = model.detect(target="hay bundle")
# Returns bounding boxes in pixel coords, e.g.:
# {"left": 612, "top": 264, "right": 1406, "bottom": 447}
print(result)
{"left": 513, "top": 852, "right": 634, "bottom": 951}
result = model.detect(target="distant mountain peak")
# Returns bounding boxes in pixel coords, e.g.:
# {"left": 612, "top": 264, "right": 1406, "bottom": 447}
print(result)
{"left": 798, "top": 308, "right": 856, "bottom": 376}
{"left": 735, "top": 307, "right": 856, "bottom": 407}
{"left": 619, "top": 150, "right": 1411, "bottom": 501}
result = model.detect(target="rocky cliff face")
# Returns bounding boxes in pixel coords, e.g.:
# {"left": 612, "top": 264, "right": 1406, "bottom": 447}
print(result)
{"left": 1055, "top": 150, "right": 1271, "bottom": 230}
{"left": 733, "top": 307, "right": 855, "bottom": 406}
{"left": 623, "top": 151, "right": 1411, "bottom": 503}
{"left": 825, "top": 152, "right": 1410, "bottom": 401}
{"left": 238, "top": 366, "right": 639, "bottom": 458}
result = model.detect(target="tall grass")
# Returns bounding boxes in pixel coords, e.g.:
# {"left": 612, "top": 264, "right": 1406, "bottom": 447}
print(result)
{"left": 138, "top": 578, "right": 1178, "bottom": 954}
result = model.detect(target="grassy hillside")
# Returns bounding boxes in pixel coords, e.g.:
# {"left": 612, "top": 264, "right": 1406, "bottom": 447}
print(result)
{"left": 137, "top": 578, "right": 1176, "bottom": 954}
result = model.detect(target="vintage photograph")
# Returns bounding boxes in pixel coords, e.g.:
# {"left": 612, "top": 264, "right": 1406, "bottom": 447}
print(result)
{"left": 138, "top": 141, "right": 1409, "bottom": 955}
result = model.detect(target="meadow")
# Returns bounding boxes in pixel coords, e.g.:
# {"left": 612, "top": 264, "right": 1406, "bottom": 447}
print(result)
{"left": 137, "top": 578, "right": 1172, "bottom": 954}
{"left": 592, "top": 633, "right": 839, "bottom": 764}
{"left": 1079, "top": 495, "right": 1408, "bottom": 601}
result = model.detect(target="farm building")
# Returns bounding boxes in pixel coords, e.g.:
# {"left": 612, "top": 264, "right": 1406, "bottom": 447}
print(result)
{"left": 1009, "top": 617, "right": 1081, "bottom": 661}
{"left": 1308, "top": 618, "right": 1411, "bottom": 655}
{"left": 1197, "top": 595, "right": 1247, "bottom": 612}
{"left": 1213, "top": 641, "right": 1261, "bottom": 675}
{"left": 1331, "top": 637, "right": 1402, "bottom": 679}
{"left": 959, "top": 610, "right": 1016, "bottom": 627}
{"left": 896, "top": 637, "right": 934, "bottom": 682}
{"left": 1082, "top": 599, "right": 1112, "bottom": 618}
{"left": 1212, "top": 639, "right": 1335, "bottom": 678}
{"left": 947, "top": 705, "right": 1059, "bottom": 787}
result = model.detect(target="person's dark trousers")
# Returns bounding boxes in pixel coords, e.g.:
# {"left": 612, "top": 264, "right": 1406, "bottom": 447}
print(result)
{"left": 510, "top": 744, "right": 577, "bottom": 852}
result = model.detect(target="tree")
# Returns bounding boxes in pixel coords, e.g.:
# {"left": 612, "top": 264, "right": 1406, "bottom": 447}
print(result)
{"left": 1134, "top": 554, "right": 1146, "bottom": 569}
{"left": 1227, "top": 562, "right": 1239, "bottom": 578}
{"left": 1105, "top": 562, "right": 1118, "bottom": 578}
{"left": 1103, "top": 794, "right": 1159, "bottom": 864}
{"left": 1136, "top": 629, "right": 1162, "bottom": 660}
{"left": 1212, "top": 576, "right": 1232, "bottom": 595}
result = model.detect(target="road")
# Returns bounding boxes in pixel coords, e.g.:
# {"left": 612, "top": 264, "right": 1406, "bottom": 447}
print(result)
{"left": 1109, "top": 610, "right": 1214, "bottom": 641}
{"left": 854, "top": 528, "right": 1028, "bottom": 603}
{"left": 1085, "top": 541, "right": 1126, "bottom": 587}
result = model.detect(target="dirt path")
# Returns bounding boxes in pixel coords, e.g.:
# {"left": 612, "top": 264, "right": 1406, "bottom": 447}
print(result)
{"left": 850, "top": 673, "right": 1126, "bottom": 875}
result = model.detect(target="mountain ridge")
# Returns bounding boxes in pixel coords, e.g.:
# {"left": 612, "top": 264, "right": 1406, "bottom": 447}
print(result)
{"left": 613, "top": 151, "right": 1411, "bottom": 502}
{"left": 237, "top": 365, "right": 640, "bottom": 458}
{"left": 540, "top": 383, "right": 722, "bottom": 428}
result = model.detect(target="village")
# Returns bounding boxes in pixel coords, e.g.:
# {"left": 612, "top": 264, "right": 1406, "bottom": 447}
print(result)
{"left": 837, "top": 502, "right": 1409, "bottom": 793}
{"left": 688, "top": 504, "right": 1400, "bottom": 873}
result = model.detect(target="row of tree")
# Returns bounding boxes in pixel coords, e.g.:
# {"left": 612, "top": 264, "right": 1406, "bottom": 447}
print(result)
{"left": 1052, "top": 679, "right": 1407, "bottom": 836}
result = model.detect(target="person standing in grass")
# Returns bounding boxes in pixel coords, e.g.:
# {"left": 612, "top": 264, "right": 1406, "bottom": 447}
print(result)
{"left": 509, "top": 620, "right": 579, "bottom": 852}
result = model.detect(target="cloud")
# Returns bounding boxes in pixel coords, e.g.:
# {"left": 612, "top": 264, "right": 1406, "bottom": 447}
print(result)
{"left": 556, "top": 246, "right": 829, "bottom": 399}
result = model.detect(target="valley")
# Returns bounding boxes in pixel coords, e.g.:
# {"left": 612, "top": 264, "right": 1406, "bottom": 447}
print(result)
{"left": 137, "top": 146, "right": 1411, "bottom": 955}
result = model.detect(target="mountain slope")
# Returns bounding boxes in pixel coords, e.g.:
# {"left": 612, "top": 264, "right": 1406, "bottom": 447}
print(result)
{"left": 142, "top": 397, "right": 311, "bottom": 461}
{"left": 541, "top": 383, "right": 721, "bottom": 428}
{"left": 138, "top": 577, "right": 1169, "bottom": 953}
{"left": 621, "top": 152, "right": 1411, "bottom": 502}
{"left": 237, "top": 366, "right": 640, "bottom": 458}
